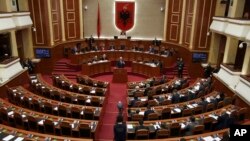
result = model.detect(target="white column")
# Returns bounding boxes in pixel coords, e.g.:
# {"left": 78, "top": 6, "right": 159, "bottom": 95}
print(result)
{"left": 223, "top": 37, "right": 238, "bottom": 64}
{"left": 60, "top": 0, "right": 66, "bottom": 41}
{"left": 189, "top": 0, "right": 197, "bottom": 49}
{"left": 10, "top": 30, "right": 18, "bottom": 56}
{"left": 179, "top": 0, "right": 186, "bottom": 44}
{"left": 242, "top": 47, "right": 250, "bottom": 75}
{"left": 79, "top": 0, "right": 84, "bottom": 39}
{"left": 163, "top": 0, "right": 169, "bottom": 41}
{"left": 47, "top": 0, "right": 54, "bottom": 46}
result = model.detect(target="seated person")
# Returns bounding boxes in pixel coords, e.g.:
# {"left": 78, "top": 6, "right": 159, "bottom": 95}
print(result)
{"left": 160, "top": 75, "right": 167, "bottom": 84}
{"left": 171, "top": 89, "right": 180, "bottom": 103}
{"left": 183, "top": 116, "right": 198, "bottom": 136}
{"left": 198, "top": 97, "right": 208, "bottom": 112}
{"left": 92, "top": 55, "right": 99, "bottom": 62}
{"left": 144, "top": 84, "right": 151, "bottom": 96}
{"left": 216, "top": 109, "right": 229, "bottom": 130}
{"left": 130, "top": 96, "right": 140, "bottom": 107}
{"left": 135, "top": 119, "right": 149, "bottom": 131}
{"left": 144, "top": 105, "right": 155, "bottom": 120}
{"left": 120, "top": 44, "right": 126, "bottom": 50}
{"left": 148, "top": 46, "right": 155, "bottom": 53}
{"left": 131, "top": 44, "right": 139, "bottom": 51}
{"left": 216, "top": 92, "right": 225, "bottom": 103}
{"left": 72, "top": 44, "right": 80, "bottom": 54}
{"left": 116, "top": 57, "right": 125, "bottom": 68}
{"left": 109, "top": 43, "right": 116, "bottom": 50}
{"left": 92, "top": 45, "right": 99, "bottom": 51}
{"left": 100, "top": 54, "right": 108, "bottom": 60}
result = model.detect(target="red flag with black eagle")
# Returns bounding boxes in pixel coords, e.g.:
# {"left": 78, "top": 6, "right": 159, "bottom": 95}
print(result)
{"left": 115, "top": 1, "right": 135, "bottom": 31}
{"left": 97, "top": 0, "right": 101, "bottom": 38}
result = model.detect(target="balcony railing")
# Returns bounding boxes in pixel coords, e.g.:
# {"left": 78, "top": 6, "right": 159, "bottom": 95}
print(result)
{"left": 0, "top": 11, "right": 32, "bottom": 32}
{"left": 210, "top": 16, "right": 250, "bottom": 41}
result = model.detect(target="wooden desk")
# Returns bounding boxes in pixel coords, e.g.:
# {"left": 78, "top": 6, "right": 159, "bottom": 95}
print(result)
{"left": 82, "top": 61, "right": 111, "bottom": 76}
{"left": 69, "top": 51, "right": 175, "bottom": 68}
{"left": 131, "top": 62, "right": 160, "bottom": 77}
{"left": 113, "top": 68, "right": 128, "bottom": 83}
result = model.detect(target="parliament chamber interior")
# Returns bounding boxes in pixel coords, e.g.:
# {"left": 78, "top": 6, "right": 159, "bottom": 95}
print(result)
{"left": 0, "top": 0, "right": 250, "bottom": 141}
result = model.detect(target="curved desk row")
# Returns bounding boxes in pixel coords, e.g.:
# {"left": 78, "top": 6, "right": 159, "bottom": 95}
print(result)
{"left": 82, "top": 61, "right": 111, "bottom": 76}
{"left": 0, "top": 124, "right": 93, "bottom": 141}
{"left": 0, "top": 99, "right": 97, "bottom": 139}
{"left": 7, "top": 86, "right": 101, "bottom": 120}
{"left": 69, "top": 50, "right": 176, "bottom": 68}
{"left": 131, "top": 62, "right": 161, "bottom": 77}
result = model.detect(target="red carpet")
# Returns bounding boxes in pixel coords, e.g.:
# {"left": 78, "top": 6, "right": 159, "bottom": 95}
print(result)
{"left": 93, "top": 74, "right": 146, "bottom": 140}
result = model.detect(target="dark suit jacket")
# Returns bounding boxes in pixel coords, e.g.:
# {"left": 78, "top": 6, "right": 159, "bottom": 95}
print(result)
{"left": 130, "top": 99, "right": 139, "bottom": 107}
{"left": 184, "top": 122, "right": 197, "bottom": 136}
{"left": 116, "top": 60, "right": 125, "bottom": 68}
{"left": 198, "top": 100, "right": 208, "bottom": 112}
{"left": 144, "top": 109, "right": 154, "bottom": 120}
{"left": 114, "top": 123, "right": 127, "bottom": 141}
{"left": 216, "top": 113, "right": 229, "bottom": 129}
{"left": 172, "top": 93, "right": 180, "bottom": 103}
{"left": 109, "top": 45, "right": 115, "bottom": 50}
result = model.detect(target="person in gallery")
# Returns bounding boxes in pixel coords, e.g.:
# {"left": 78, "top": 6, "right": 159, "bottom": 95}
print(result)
{"left": 116, "top": 57, "right": 125, "bottom": 68}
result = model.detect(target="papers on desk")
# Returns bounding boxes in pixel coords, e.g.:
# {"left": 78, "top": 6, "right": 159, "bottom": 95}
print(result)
{"left": 90, "top": 89, "right": 96, "bottom": 94}
{"left": 187, "top": 104, "right": 194, "bottom": 109}
{"left": 173, "top": 108, "right": 181, "bottom": 113}
{"left": 31, "top": 79, "right": 37, "bottom": 83}
{"left": 209, "top": 114, "right": 218, "bottom": 120}
{"left": 127, "top": 124, "right": 133, "bottom": 129}
{"left": 38, "top": 119, "right": 44, "bottom": 125}
{"left": 3, "top": 135, "right": 15, "bottom": 141}
{"left": 192, "top": 103, "right": 198, "bottom": 107}
{"left": 226, "top": 111, "right": 231, "bottom": 115}
{"left": 140, "top": 98, "right": 147, "bottom": 101}
{"left": 86, "top": 99, "right": 91, "bottom": 103}
{"left": 53, "top": 121, "right": 58, "bottom": 126}
{"left": 202, "top": 136, "right": 221, "bottom": 141}
{"left": 139, "top": 111, "right": 144, "bottom": 115}
{"left": 180, "top": 123, "right": 186, "bottom": 129}
{"left": 154, "top": 124, "right": 160, "bottom": 130}
{"left": 14, "top": 137, "right": 24, "bottom": 141}
{"left": 7, "top": 111, "right": 14, "bottom": 116}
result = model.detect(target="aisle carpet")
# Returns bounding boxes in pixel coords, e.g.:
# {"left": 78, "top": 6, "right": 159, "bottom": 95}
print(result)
{"left": 93, "top": 74, "right": 146, "bottom": 141}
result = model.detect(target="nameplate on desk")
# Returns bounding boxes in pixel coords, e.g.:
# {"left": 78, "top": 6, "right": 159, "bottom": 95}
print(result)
{"left": 230, "top": 125, "right": 250, "bottom": 140}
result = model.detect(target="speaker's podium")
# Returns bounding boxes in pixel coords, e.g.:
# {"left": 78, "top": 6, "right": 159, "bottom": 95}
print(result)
{"left": 112, "top": 68, "right": 128, "bottom": 83}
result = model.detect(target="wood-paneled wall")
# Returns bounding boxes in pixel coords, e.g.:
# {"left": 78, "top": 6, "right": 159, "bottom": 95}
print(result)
{"left": 166, "top": 0, "right": 183, "bottom": 43}
{"left": 192, "top": 0, "right": 216, "bottom": 50}
{"left": 28, "top": 0, "right": 50, "bottom": 46}
{"left": 51, "top": 0, "right": 62, "bottom": 43}
{"left": 182, "top": 0, "right": 194, "bottom": 47}
{"left": 63, "top": 0, "right": 80, "bottom": 40}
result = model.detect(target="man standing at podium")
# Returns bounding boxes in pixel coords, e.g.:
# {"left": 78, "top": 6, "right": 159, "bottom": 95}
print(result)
{"left": 116, "top": 57, "right": 125, "bottom": 68}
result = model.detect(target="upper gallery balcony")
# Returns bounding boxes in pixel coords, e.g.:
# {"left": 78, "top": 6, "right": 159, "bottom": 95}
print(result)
{"left": 0, "top": 11, "right": 32, "bottom": 33}
{"left": 210, "top": 16, "right": 250, "bottom": 41}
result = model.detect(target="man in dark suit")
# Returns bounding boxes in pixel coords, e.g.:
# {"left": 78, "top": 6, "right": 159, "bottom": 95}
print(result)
{"left": 148, "top": 46, "right": 155, "bottom": 53}
{"left": 135, "top": 119, "right": 149, "bottom": 131}
{"left": 171, "top": 89, "right": 180, "bottom": 103}
{"left": 198, "top": 97, "right": 208, "bottom": 112}
{"left": 216, "top": 109, "right": 229, "bottom": 130}
{"left": 88, "top": 35, "right": 95, "bottom": 48}
{"left": 176, "top": 58, "right": 184, "bottom": 78}
{"left": 109, "top": 43, "right": 116, "bottom": 50}
{"left": 184, "top": 116, "right": 198, "bottom": 136}
{"left": 116, "top": 57, "right": 125, "bottom": 68}
{"left": 144, "top": 105, "right": 154, "bottom": 120}
{"left": 130, "top": 96, "right": 139, "bottom": 107}
{"left": 114, "top": 115, "right": 127, "bottom": 141}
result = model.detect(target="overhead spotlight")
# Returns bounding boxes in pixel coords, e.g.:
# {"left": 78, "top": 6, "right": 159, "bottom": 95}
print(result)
{"left": 239, "top": 42, "right": 249, "bottom": 48}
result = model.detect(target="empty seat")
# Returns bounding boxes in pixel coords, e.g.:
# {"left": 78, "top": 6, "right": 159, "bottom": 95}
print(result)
{"left": 135, "top": 129, "right": 149, "bottom": 139}
{"left": 156, "top": 129, "right": 170, "bottom": 138}
{"left": 79, "top": 123, "right": 91, "bottom": 137}
{"left": 60, "top": 121, "right": 72, "bottom": 136}
{"left": 161, "top": 108, "right": 171, "bottom": 119}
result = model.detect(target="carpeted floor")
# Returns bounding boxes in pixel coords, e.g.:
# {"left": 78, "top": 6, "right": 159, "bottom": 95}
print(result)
{"left": 93, "top": 74, "right": 146, "bottom": 140}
